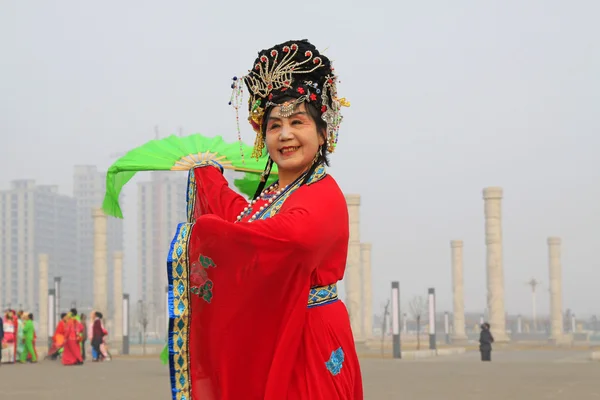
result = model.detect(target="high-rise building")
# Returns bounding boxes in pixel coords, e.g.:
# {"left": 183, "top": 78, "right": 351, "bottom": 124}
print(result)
{"left": 138, "top": 171, "right": 187, "bottom": 333}
{"left": 73, "top": 165, "right": 124, "bottom": 315}
{"left": 0, "top": 180, "right": 77, "bottom": 311}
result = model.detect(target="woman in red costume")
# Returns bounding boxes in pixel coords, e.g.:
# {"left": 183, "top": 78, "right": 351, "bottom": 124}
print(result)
{"left": 47, "top": 313, "right": 67, "bottom": 360}
{"left": 62, "top": 310, "right": 84, "bottom": 366}
{"left": 166, "top": 39, "right": 362, "bottom": 400}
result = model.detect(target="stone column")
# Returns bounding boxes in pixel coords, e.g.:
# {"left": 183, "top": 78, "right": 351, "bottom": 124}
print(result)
{"left": 450, "top": 240, "right": 467, "bottom": 341}
{"left": 38, "top": 254, "right": 49, "bottom": 343}
{"left": 345, "top": 194, "right": 363, "bottom": 341}
{"left": 360, "top": 243, "right": 373, "bottom": 340}
{"left": 113, "top": 251, "right": 124, "bottom": 350}
{"left": 93, "top": 208, "right": 108, "bottom": 314}
{"left": 548, "top": 237, "right": 564, "bottom": 342}
{"left": 482, "top": 187, "right": 509, "bottom": 341}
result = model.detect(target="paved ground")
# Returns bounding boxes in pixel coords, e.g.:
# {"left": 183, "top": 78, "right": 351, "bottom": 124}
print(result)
{"left": 2, "top": 350, "right": 600, "bottom": 399}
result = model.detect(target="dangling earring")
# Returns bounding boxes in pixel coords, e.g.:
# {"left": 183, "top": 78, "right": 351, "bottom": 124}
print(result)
{"left": 253, "top": 157, "right": 273, "bottom": 200}
{"left": 260, "top": 157, "right": 274, "bottom": 183}
{"left": 313, "top": 151, "right": 319, "bottom": 164}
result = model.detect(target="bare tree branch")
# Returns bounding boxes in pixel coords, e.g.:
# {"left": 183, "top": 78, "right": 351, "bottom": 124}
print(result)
{"left": 408, "top": 295, "right": 428, "bottom": 350}
{"left": 408, "top": 295, "right": 428, "bottom": 320}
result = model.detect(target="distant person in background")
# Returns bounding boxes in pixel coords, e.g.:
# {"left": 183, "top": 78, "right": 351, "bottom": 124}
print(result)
{"left": 0, "top": 312, "right": 4, "bottom": 365}
{"left": 27, "top": 313, "right": 38, "bottom": 362}
{"left": 16, "top": 311, "right": 25, "bottom": 361}
{"left": 80, "top": 313, "right": 88, "bottom": 361}
{"left": 88, "top": 310, "right": 96, "bottom": 360}
{"left": 2, "top": 310, "right": 17, "bottom": 363}
{"left": 19, "top": 313, "right": 37, "bottom": 363}
{"left": 97, "top": 313, "right": 111, "bottom": 361}
{"left": 91, "top": 311, "right": 105, "bottom": 361}
{"left": 62, "top": 310, "right": 84, "bottom": 366}
{"left": 47, "top": 313, "right": 68, "bottom": 360}
{"left": 479, "top": 322, "right": 494, "bottom": 361}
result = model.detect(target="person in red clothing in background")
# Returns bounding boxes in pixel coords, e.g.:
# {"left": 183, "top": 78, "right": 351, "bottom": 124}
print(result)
{"left": 62, "top": 310, "right": 84, "bottom": 366}
{"left": 47, "top": 313, "right": 67, "bottom": 360}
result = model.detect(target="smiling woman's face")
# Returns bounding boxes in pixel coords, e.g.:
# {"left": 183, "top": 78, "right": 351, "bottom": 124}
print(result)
{"left": 265, "top": 102, "right": 324, "bottom": 181}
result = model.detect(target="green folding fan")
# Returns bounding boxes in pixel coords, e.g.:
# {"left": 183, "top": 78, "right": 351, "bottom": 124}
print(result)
{"left": 102, "top": 134, "right": 277, "bottom": 218}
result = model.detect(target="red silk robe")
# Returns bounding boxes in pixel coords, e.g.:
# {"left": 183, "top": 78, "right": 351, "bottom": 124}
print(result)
{"left": 167, "top": 163, "right": 363, "bottom": 400}
{"left": 62, "top": 317, "right": 83, "bottom": 365}
{"left": 48, "top": 320, "right": 66, "bottom": 357}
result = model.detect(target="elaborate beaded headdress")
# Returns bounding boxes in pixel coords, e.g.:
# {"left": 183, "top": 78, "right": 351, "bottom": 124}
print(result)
{"left": 229, "top": 39, "right": 349, "bottom": 160}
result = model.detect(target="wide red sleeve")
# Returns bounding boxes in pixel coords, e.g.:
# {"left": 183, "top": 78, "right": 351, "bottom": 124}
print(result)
{"left": 187, "top": 177, "right": 347, "bottom": 400}
{"left": 191, "top": 163, "right": 248, "bottom": 222}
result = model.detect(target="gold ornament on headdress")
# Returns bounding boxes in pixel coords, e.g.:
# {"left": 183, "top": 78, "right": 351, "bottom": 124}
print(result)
{"left": 245, "top": 46, "right": 324, "bottom": 108}
{"left": 266, "top": 96, "right": 307, "bottom": 119}
{"left": 337, "top": 98, "right": 351, "bottom": 107}
{"left": 244, "top": 46, "right": 324, "bottom": 159}
{"left": 248, "top": 99, "right": 265, "bottom": 159}
{"left": 251, "top": 130, "right": 265, "bottom": 159}
{"left": 230, "top": 41, "right": 349, "bottom": 160}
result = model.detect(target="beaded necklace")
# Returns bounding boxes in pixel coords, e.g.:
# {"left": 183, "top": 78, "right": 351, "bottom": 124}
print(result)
{"left": 235, "top": 163, "right": 328, "bottom": 223}
{"left": 235, "top": 182, "right": 289, "bottom": 223}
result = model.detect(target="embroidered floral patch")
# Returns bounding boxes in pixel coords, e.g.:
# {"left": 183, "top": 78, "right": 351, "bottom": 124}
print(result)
{"left": 325, "top": 347, "right": 344, "bottom": 376}
{"left": 190, "top": 280, "right": 214, "bottom": 303}
{"left": 190, "top": 255, "right": 216, "bottom": 303}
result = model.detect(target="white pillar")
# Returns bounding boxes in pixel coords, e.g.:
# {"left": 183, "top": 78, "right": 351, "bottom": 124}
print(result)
{"left": 122, "top": 294, "right": 130, "bottom": 355}
{"left": 345, "top": 194, "right": 363, "bottom": 342}
{"left": 444, "top": 311, "right": 450, "bottom": 344}
{"left": 54, "top": 277, "right": 61, "bottom": 326}
{"left": 450, "top": 240, "right": 467, "bottom": 341}
{"left": 428, "top": 288, "right": 437, "bottom": 350}
{"left": 548, "top": 237, "right": 564, "bottom": 342}
{"left": 483, "top": 187, "right": 509, "bottom": 342}
{"left": 93, "top": 208, "right": 108, "bottom": 314}
{"left": 113, "top": 251, "right": 124, "bottom": 347}
{"left": 531, "top": 287, "right": 538, "bottom": 331}
{"left": 38, "top": 254, "right": 49, "bottom": 342}
{"left": 391, "top": 282, "right": 401, "bottom": 358}
{"left": 360, "top": 242, "right": 373, "bottom": 340}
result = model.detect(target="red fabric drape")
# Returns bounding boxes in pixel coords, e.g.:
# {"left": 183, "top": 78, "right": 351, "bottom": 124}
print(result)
{"left": 62, "top": 319, "right": 83, "bottom": 365}
{"left": 185, "top": 166, "right": 363, "bottom": 400}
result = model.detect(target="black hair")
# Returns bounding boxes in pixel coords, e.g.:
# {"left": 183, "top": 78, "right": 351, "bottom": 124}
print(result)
{"left": 29, "top": 313, "right": 34, "bottom": 320}
{"left": 70, "top": 308, "right": 78, "bottom": 316}
{"left": 61, "top": 313, "right": 67, "bottom": 319}
{"left": 252, "top": 98, "right": 329, "bottom": 198}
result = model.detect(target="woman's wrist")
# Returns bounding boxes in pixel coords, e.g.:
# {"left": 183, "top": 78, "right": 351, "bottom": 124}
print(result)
{"left": 194, "top": 160, "right": 224, "bottom": 174}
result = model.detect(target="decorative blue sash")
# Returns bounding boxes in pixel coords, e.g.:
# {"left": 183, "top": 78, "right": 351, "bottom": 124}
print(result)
{"left": 307, "top": 283, "right": 338, "bottom": 308}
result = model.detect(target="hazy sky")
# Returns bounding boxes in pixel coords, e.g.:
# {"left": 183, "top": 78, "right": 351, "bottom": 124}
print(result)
{"left": 1, "top": 1, "right": 599, "bottom": 317}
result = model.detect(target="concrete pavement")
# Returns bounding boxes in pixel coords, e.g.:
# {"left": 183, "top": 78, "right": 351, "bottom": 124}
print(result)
{"left": 2, "top": 350, "right": 600, "bottom": 399}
